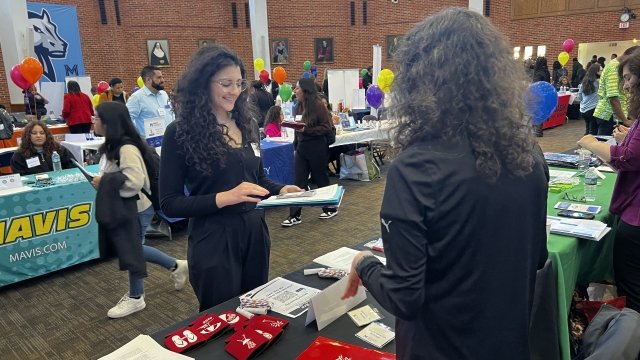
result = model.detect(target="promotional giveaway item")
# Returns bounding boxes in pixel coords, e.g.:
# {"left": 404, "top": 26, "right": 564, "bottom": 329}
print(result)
{"left": 296, "top": 336, "right": 396, "bottom": 359}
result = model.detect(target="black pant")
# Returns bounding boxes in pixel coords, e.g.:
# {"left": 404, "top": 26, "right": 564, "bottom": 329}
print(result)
{"left": 581, "top": 109, "right": 598, "bottom": 135}
{"left": 69, "top": 123, "right": 92, "bottom": 134}
{"left": 290, "top": 138, "right": 332, "bottom": 217}
{"left": 594, "top": 116, "right": 615, "bottom": 136}
{"left": 188, "top": 211, "right": 270, "bottom": 311}
{"left": 613, "top": 219, "right": 640, "bottom": 312}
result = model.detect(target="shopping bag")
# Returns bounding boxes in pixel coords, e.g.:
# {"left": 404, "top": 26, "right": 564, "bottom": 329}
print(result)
{"left": 340, "top": 150, "right": 370, "bottom": 181}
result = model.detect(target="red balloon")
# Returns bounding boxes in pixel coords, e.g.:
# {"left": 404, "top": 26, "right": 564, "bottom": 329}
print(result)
{"left": 10, "top": 64, "right": 31, "bottom": 90}
{"left": 259, "top": 70, "right": 270, "bottom": 84}
{"left": 96, "top": 81, "right": 109, "bottom": 94}
{"left": 19, "top": 57, "right": 43, "bottom": 85}
{"left": 562, "top": 39, "right": 575, "bottom": 53}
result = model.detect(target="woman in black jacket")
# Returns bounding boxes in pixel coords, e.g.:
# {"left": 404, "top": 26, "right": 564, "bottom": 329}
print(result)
{"left": 10, "top": 120, "right": 75, "bottom": 175}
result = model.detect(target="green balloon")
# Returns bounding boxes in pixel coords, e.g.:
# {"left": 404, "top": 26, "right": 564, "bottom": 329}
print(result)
{"left": 360, "top": 68, "right": 368, "bottom": 78}
{"left": 279, "top": 82, "right": 293, "bottom": 102}
{"left": 303, "top": 60, "right": 311, "bottom": 71}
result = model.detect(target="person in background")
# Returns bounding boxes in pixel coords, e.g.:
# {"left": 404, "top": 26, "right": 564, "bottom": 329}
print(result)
{"left": 91, "top": 86, "right": 97, "bottom": 96}
{"left": 248, "top": 80, "right": 274, "bottom": 128}
{"left": 263, "top": 105, "right": 283, "bottom": 137}
{"left": 532, "top": 57, "right": 551, "bottom": 137}
{"left": 591, "top": 54, "right": 598, "bottom": 64}
{"left": 320, "top": 93, "right": 350, "bottom": 177}
{"left": 362, "top": 66, "right": 373, "bottom": 90}
{"left": 126, "top": 66, "right": 170, "bottom": 137}
{"left": 611, "top": 53, "right": 618, "bottom": 60}
{"left": 281, "top": 78, "right": 337, "bottom": 227}
{"left": 552, "top": 60, "right": 568, "bottom": 88}
{"left": 598, "top": 56, "right": 606, "bottom": 69}
{"left": 159, "top": 44, "right": 302, "bottom": 311}
{"left": 62, "top": 80, "right": 94, "bottom": 133}
{"left": 578, "top": 63, "right": 601, "bottom": 135}
{"left": 571, "top": 57, "right": 583, "bottom": 87}
{"left": 23, "top": 85, "right": 48, "bottom": 119}
{"left": 342, "top": 8, "right": 549, "bottom": 359}
{"left": 593, "top": 47, "right": 639, "bottom": 135}
{"left": 556, "top": 75, "right": 571, "bottom": 91}
{"left": 577, "top": 49, "right": 640, "bottom": 313}
{"left": 99, "top": 78, "right": 129, "bottom": 104}
{"left": 91, "top": 102, "right": 188, "bottom": 319}
{"left": 322, "top": 68, "right": 330, "bottom": 99}
{"left": 10, "top": 120, "right": 75, "bottom": 175}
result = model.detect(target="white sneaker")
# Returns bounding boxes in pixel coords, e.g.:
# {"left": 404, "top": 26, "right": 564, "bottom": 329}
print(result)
{"left": 319, "top": 211, "right": 338, "bottom": 219}
{"left": 281, "top": 217, "right": 302, "bottom": 227}
{"left": 107, "top": 293, "right": 146, "bottom": 319}
{"left": 171, "top": 260, "right": 189, "bottom": 290}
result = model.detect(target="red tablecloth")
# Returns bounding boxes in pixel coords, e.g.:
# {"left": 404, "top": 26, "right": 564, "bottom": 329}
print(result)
{"left": 543, "top": 94, "right": 570, "bottom": 130}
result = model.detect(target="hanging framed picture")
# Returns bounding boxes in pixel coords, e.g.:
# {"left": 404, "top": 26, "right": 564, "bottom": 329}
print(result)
{"left": 315, "top": 38, "right": 334, "bottom": 63}
{"left": 386, "top": 35, "right": 403, "bottom": 59}
{"left": 271, "top": 38, "right": 289, "bottom": 64}
{"left": 198, "top": 39, "right": 215, "bottom": 48}
{"left": 147, "top": 40, "right": 170, "bottom": 67}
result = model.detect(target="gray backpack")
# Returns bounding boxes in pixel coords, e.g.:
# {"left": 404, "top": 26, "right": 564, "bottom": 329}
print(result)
{"left": 580, "top": 304, "right": 640, "bottom": 360}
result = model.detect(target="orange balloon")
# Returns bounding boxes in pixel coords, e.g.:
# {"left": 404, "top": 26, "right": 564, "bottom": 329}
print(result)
{"left": 19, "top": 57, "right": 44, "bottom": 85}
{"left": 273, "top": 66, "right": 287, "bottom": 85}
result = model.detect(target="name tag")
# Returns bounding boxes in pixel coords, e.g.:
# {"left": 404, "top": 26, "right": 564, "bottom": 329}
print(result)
{"left": 26, "top": 156, "right": 41, "bottom": 168}
{"left": 157, "top": 107, "right": 166, "bottom": 116}
{"left": 251, "top": 143, "right": 261, "bottom": 157}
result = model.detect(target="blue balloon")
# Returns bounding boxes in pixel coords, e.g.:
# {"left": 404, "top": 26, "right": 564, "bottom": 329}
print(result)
{"left": 302, "top": 72, "right": 312, "bottom": 79}
{"left": 525, "top": 81, "right": 558, "bottom": 125}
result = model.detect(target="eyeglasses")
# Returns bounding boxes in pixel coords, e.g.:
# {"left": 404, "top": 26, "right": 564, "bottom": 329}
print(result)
{"left": 562, "top": 192, "right": 586, "bottom": 202}
{"left": 213, "top": 79, "right": 248, "bottom": 92}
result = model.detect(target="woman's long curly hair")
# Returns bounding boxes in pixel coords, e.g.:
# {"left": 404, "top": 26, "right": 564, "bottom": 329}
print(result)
{"left": 618, "top": 50, "right": 640, "bottom": 120}
{"left": 172, "top": 44, "right": 259, "bottom": 174}
{"left": 391, "top": 7, "right": 535, "bottom": 182}
{"left": 18, "top": 120, "right": 60, "bottom": 158}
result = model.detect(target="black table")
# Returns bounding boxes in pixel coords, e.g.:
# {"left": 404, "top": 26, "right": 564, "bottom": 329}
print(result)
{"left": 151, "top": 244, "right": 396, "bottom": 358}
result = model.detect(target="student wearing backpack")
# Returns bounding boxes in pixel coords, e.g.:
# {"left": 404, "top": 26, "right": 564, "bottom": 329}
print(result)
{"left": 92, "top": 102, "right": 188, "bottom": 319}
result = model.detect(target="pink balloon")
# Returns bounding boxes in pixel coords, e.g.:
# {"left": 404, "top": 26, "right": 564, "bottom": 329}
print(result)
{"left": 562, "top": 39, "right": 575, "bottom": 53}
{"left": 10, "top": 64, "right": 31, "bottom": 90}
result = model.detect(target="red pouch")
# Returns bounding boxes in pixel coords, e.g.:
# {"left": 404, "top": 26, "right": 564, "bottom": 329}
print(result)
{"left": 189, "top": 313, "right": 229, "bottom": 341}
{"left": 247, "top": 314, "right": 289, "bottom": 330}
{"left": 163, "top": 326, "right": 206, "bottom": 353}
{"left": 250, "top": 322, "right": 284, "bottom": 346}
{"left": 219, "top": 311, "right": 250, "bottom": 332}
{"left": 224, "top": 328, "right": 270, "bottom": 360}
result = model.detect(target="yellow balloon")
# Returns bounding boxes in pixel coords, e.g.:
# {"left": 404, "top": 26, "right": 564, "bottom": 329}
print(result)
{"left": 254, "top": 58, "right": 265, "bottom": 72}
{"left": 377, "top": 69, "right": 395, "bottom": 93}
{"left": 92, "top": 94, "right": 100, "bottom": 107}
{"left": 137, "top": 76, "right": 144, "bottom": 88}
{"left": 558, "top": 52, "right": 570, "bottom": 66}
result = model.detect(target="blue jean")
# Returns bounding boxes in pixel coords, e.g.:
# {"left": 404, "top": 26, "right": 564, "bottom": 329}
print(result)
{"left": 129, "top": 206, "right": 176, "bottom": 297}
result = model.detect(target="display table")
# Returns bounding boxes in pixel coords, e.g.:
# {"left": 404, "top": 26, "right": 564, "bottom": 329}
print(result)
{"left": 543, "top": 93, "right": 573, "bottom": 130}
{"left": 260, "top": 139, "right": 294, "bottom": 184}
{"left": 546, "top": 168, "right": 616, "bottom": 360}
{"left": 0, "top": 165, "right": 100, "bottom": 287}
{"left": 151, "top": 246, "right": 395, "bottom": 358}
{"left": 2, "top": 124, "right": 70, "bottom": 148}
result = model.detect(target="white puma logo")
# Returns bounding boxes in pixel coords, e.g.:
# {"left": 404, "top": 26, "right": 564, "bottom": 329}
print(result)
{"left": 381, "top": 218, "right": 392, "bottom": 232}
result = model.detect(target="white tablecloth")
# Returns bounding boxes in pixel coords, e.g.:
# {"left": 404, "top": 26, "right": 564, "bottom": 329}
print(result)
{"left": 61, "top": 138, "right": 104, "bottom": 164}
{"left": 266, "top": 121, "right": 392, "bottom": 148}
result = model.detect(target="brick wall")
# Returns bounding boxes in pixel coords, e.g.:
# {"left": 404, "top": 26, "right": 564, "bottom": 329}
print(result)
{"left": 0, "top": 0, "right": 635, "bottom": 108}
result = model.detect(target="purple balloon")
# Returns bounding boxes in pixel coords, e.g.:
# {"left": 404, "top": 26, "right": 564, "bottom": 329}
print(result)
{"left": 366, "top": 85, "right": 384, "bottom": 109}
{"left": 10, "top": 64, "right": 30, "bottom": 90}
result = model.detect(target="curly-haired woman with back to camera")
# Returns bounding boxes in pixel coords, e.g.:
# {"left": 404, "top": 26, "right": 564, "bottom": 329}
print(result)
{"left": 342, "top": 8, "right": 549, "bottom": 359}
{"left": 10, "top": 120, "right": 75, "bottom": 175}
{"left": 159, "top": 44, "right": 302, "bottom": 311}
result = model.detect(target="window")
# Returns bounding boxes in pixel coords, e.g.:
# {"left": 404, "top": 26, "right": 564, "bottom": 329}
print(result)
{"left": 537, "top": 45, "right": 546, "bottom": 58}
{"left": 513, "top": 47, "right": 521, "bottom": 60}
{"left": 524, "top": 46, "right": 533, "bottom": 59}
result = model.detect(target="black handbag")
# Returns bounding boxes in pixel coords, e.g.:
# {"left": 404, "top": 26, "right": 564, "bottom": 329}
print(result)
{"left": 327, "top": 126, "right": 336, "bottom": 145}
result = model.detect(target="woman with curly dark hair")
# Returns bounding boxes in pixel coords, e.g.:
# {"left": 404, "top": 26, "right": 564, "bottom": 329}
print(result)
{"left": 342, "top": 8, "right": 549, "bottom": 359}
{"left": 10, "top": 120, "right": 75, "bottom": 175}
{"left": 159, "top": 44, "right": 302, "bottom": 311}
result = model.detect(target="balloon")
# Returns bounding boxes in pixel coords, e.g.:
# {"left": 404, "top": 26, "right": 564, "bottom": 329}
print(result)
{"left": 273, "top": 66, "right": 287, "bottom": 85}
{"left": 92, "top": 94, "right": 100, "bottom": 107}
{"left": 254, "top": 58, "right": 265, "bottom": 72}
{"left": 279, "top": 82, "right": 293, "bottom": 102}
{"left": 302, "top": 72, "right": 312, "bottom": 79}
{"left": 19, "top": 57, "right": 43, "bottom": 85}
{"left": 303, "top": 60, "right": 311, "bottom": 71}
{"left": 10, "top": 64, "right": 31, "bottom": 90}
{"left": 360, "top": 68, "right": 368, "bottom": 78}
{"left": 377, "top": 69, "right": 395, "bottom": 93}
{"left": 259, "top": 69, "right": 270, "bottom": 84}
{"left": 137, "top": 76, "right": 144, "bottom": 88}
{"left": 366, "top": 85, "right": 384, "bottom": 109}
{"left": 359, "top": 78, "right": 363, "bottom": 89}
{"left": 96, "top": 81, "right": 109, "bottom": 94}
{"left": 562, "top": 39, "right": 575, "bottom": 53}
{"left": 310, "top": 65, "right": 317, "bottom": 79}
{"left": 558, "top": 52, "right": 570, "bottom": 66}
{"left": 525, "top": 81, "right": 558, "bottom": 125}
{"left": 132, "top": 86, "right": 140, "bottom": 94}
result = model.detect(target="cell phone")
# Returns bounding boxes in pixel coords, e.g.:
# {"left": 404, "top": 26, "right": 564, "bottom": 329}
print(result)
{"left": 557, "top": 210, "right": 595, "bottom": 220}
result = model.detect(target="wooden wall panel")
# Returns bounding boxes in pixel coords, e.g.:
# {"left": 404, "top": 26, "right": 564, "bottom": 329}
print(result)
{"left": 541, "top": 0, "right": 567, "bottom": 13}
{"left": 568, "top": 0, "right": 596, "bottom": 10}
{"left": 597, "top": 0, "right": 625, "bottom": 7}
{"left": 513, "top": 0, "right": 540, "bottom": 17}
{"left": 625, "top": 0, "right": 640, "bottom": 5}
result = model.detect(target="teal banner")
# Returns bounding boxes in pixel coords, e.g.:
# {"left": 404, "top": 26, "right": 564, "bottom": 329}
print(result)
{"left": 0, "top": 169, "right": 98, "bottom": 287}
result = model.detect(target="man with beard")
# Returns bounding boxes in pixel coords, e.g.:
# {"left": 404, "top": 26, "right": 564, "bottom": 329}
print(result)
{"left": 126, "top": 66, "right": 170, "bottom": 137}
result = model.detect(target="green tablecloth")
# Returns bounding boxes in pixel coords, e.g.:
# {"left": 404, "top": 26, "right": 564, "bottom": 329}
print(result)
{"left": 546, "top": 168, "right": 617, "bottom": 360}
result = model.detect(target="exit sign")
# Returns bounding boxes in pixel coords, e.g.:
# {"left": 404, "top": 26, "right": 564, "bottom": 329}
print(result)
{"left": 620, "top": 22, "right": 630, "bottom": 29}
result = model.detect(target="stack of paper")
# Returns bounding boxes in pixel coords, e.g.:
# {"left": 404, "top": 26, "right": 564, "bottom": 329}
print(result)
{"left": 257, "top": 184, "right": 344, "bottom": 208}
{"left": 547, "top": 216, "right": 611, "bottom": 241}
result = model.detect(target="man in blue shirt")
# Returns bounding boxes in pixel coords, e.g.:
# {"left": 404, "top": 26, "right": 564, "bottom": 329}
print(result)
{"left": 126, "top": 66, "right": 171, "bottom": 137}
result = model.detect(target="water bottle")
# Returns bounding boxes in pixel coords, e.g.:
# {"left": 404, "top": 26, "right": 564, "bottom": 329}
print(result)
{"left": 583, "top": 167, "right": 597, "bottom": 202}
{"left": 52, "top": 151, "right": 62, "bottom": 172}
{"left": 577, "top": 148, "right": 591, "bottom": 171}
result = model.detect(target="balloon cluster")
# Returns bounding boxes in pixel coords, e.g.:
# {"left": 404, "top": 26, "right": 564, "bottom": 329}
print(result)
{"left": 301, "top": 60, "right": 317, "bottom": 79}
{"left": 9, "top": 57, "right": 43, "bottom": 90}
{"left": 365, "top": 68, "right": 395, "bottom": 109}
{"left": 557, "top": 38, "right": 574, "bottom": 67}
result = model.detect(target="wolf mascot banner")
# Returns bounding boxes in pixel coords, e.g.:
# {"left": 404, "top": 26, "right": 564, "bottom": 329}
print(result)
{"left": 26, "top": 3, "right": 85, "bottom": 83}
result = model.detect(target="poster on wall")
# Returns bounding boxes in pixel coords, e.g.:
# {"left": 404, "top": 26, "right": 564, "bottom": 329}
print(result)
{"left": 26, "top": 3, "right": 86, "bottom": 83}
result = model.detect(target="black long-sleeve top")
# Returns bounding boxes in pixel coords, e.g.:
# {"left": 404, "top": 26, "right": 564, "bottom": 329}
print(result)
{"left": 10, "top": 146, "right": 75, "bottom": 175}
{"left": 357, "top": 140, "right": 549, "bottom": 360}
{"left": 159, "top": 121, "right": 284, "bottom": 219}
